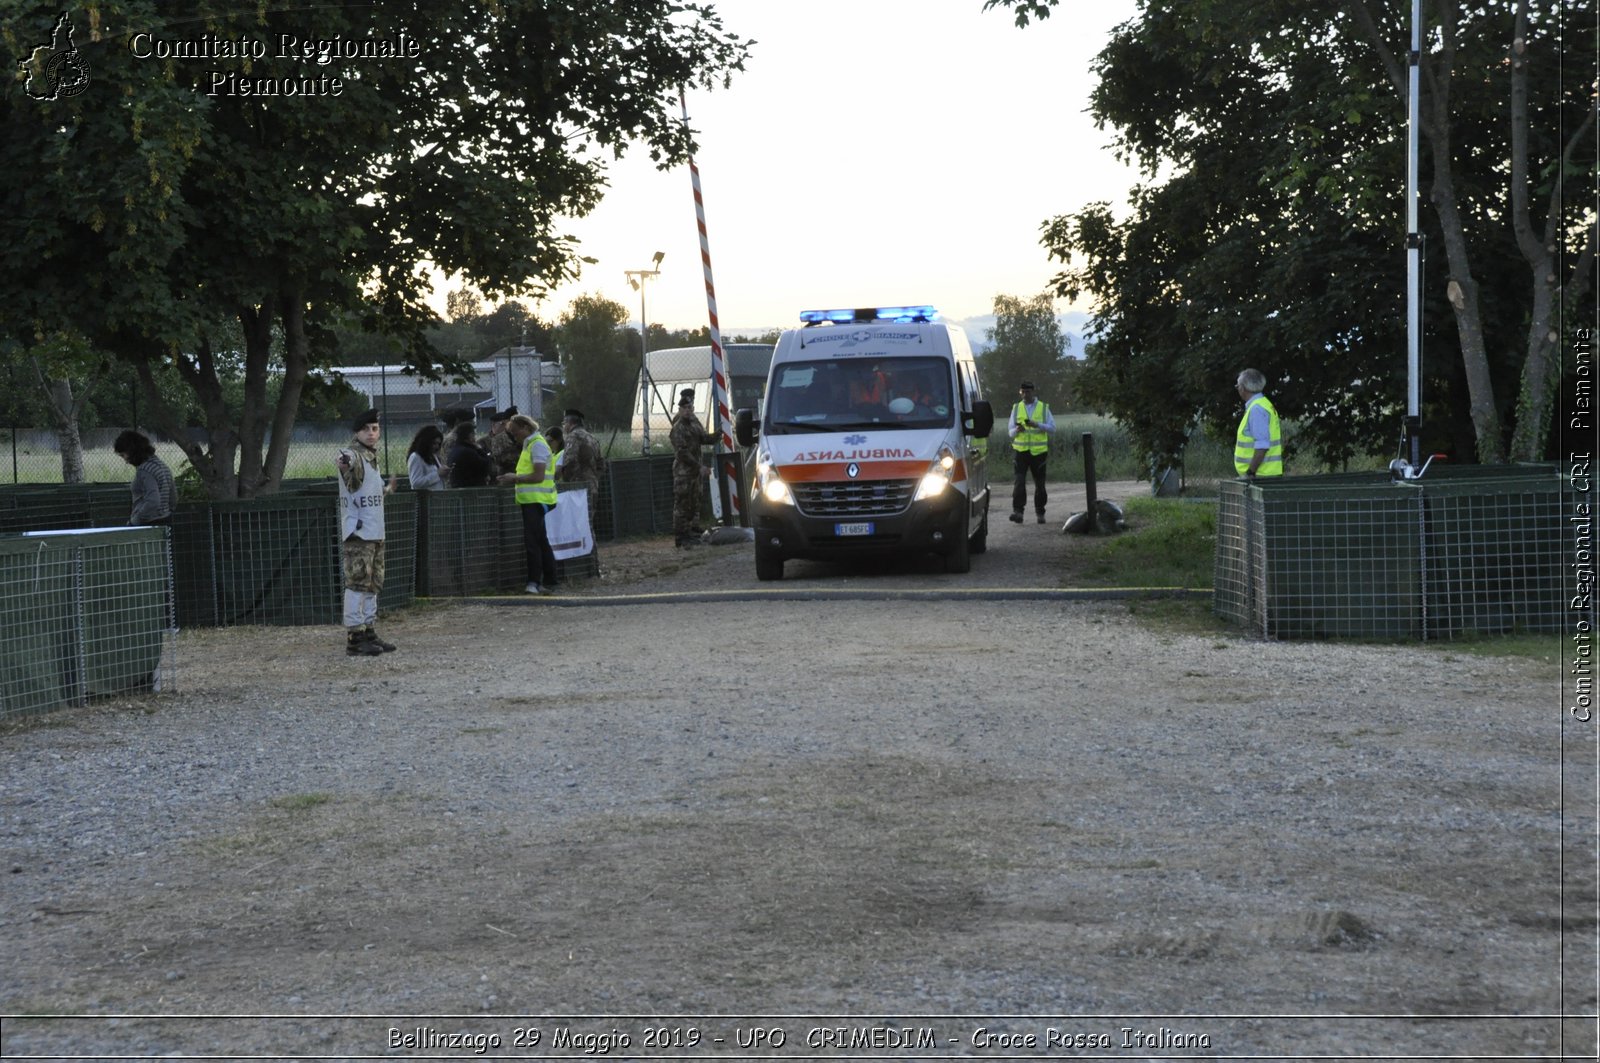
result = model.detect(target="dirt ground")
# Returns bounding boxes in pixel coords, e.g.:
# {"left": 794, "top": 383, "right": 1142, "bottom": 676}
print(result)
{"left": 1, "top": 482, "right": 1594, "bottom": 1060}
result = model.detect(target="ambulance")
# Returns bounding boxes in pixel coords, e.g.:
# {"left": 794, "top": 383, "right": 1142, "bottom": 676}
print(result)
{"left": 734, "top": 305, "right": 995, "bottom": 581}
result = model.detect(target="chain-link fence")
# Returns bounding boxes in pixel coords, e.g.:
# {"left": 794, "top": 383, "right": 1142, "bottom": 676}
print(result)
{"left": 1, "top": 526, "right": 175, "bottom": 720}
{"left": 1215, "top": 464, "right": 1581, "bottom": 640}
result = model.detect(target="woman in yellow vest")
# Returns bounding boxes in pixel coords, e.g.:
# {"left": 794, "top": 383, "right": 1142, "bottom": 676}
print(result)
{"left": 1234, "top": 368, "right": 1283, "bottom": 478}
{"left": 1008, "top": 380, "right": 1055, "bottom": 523}
{"left": 497, "top": 414, "right": 560, "bottom": 594}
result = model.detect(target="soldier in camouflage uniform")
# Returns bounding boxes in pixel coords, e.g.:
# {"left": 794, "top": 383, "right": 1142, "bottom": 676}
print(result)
{"left": 336, "top": 410, "right": 398, "bottom": 656}
{"left": 556, "top": 408, "right": 604, "bottom": 536}
{"left": 487, "top": 406, "right": 521, "bottom": 477}
{"left": 669, "top": 389, "right": 717, "bottom": 547}
{"left": 556, "top": 409, "right": 603, "bottom": 489}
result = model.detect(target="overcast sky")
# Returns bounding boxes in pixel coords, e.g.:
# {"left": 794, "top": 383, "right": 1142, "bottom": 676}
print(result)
{"left": 443, "top": 0, "right": 1143, "bottom": 336}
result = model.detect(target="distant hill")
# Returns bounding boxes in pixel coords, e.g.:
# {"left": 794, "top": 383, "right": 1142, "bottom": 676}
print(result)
{"left": 952, "top": 311, "right": 1090, "bottom": 358}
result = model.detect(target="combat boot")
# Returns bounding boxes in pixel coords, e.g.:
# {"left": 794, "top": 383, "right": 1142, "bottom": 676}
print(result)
{"left": 346, "top": 628, "right": 383, "bottom": 657}
{"left": 365, "top": 625, "right": 396, "bottom": 653}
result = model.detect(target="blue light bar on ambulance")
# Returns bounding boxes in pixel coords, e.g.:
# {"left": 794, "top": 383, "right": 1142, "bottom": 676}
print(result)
{"left": 798, "top": 305, "right": 938, "bottom": 325}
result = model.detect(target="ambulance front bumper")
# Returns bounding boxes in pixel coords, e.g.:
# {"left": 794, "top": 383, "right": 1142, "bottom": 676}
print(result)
{"left": 750, "top": 491, "right": 966, "bottom": 561}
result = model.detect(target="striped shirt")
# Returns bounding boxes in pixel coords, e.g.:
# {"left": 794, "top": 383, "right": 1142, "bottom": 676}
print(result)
{"left": 130, "top": 456, "right": 175, "bottom": 525}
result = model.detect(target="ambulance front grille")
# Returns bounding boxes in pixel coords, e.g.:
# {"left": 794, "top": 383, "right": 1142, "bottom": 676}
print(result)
{"left": 792, "top": 479, "right": 917, "bottom": 518}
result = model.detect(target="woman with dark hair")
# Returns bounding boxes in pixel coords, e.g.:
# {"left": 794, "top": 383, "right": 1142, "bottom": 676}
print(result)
{"left": 113, "top": 430, "right": 175, "bottom": 526}
{"left": 446, "top": 421, "right": 494, "bottom": 488}
{"left": 405, "top": 424, "right": 447, "bottom": 490}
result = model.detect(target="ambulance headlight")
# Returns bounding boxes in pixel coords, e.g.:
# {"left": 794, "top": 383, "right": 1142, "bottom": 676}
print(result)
{"left": 914, "top": 471, "right": 949, "bottom": 500}
{"left": 756, "top": 453, "right": 795, "bottom": 506}
{"left": 913, "top": 445, "right": 959, "bottom": 501}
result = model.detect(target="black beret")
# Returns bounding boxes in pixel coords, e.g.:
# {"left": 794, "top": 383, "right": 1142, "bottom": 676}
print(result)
{"left": 352, "top": 408, "right": 380, "bottom": 431}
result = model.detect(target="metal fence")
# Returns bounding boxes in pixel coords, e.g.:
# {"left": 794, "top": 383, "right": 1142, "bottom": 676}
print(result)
{"left": 1215, "top": 464, "right": 1579, "bottom": 640}
{"left": 0, "top": 456, "right": 684, "bottom": 628}
{"left": 0, "top": 527, "right": 175, "bottom": 720}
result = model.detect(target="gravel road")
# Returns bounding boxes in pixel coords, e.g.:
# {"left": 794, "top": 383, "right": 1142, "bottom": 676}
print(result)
{"left": 2, "top": 482, "right": 1593, "bottom": 1060}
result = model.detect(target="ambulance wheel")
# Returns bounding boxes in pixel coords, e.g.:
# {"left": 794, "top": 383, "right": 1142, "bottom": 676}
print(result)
{"left": 944, "top": 511, "right": 972, "bottom": 573}
{"left": 755, "top": 546, "right": 784, "bottom": 582}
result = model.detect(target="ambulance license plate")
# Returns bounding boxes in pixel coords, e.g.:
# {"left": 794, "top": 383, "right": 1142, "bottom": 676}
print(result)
{"left": 835, "top": 522, "right": 874, "bottom": 537}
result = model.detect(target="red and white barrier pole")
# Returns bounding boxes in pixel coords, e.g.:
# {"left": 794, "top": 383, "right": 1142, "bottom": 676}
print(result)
{"left": 681, "top": 87, "right": 741, "bottom": 525}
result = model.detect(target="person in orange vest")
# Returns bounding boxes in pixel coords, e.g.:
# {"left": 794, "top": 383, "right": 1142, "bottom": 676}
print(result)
{"left": 1008, "top": 381, "right": 1055, "bottom": 523}
{"left": 849, "top": 368, "right": 890, "bottom": 409}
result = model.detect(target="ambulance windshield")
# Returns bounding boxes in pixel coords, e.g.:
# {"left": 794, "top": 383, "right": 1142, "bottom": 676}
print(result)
{"left": 765, "top": 358, "right": 954, "bottom": 434}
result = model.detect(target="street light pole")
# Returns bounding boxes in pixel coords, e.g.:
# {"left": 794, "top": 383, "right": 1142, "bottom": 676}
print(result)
{"left": 625, "top": 251, "right": 665, "bottom": 452}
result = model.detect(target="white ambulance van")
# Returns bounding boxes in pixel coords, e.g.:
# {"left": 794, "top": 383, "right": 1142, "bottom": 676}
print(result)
{"left": 734, "top": 305, "right": 995, "bottom": 580}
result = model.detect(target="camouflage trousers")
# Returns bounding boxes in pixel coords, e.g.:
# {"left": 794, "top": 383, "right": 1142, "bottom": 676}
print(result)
{"left": 672, "top": 465, "right": 704, "bottom": 536}
{"left": 342, "top": 537, "right": 386, "bottom": 594}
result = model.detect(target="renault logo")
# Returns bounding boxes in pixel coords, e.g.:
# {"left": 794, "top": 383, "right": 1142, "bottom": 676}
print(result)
{"left": 846, "top": 462, "right": 860, "bottom": 478}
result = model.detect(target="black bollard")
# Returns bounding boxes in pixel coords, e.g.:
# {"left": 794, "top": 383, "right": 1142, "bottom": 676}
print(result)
{"left": 1082, "top": 432, "right": 1098, "bottom": 534}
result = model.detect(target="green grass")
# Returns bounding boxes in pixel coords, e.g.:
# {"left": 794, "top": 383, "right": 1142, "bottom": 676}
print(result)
{"left": 1067, "top": 497, "right": 1216, "bottom": 590}
{"left": 1430, "top": 632, "right": 1570, "bottom": 663}
{"left": 268, "top": 792, "right": 334, "bottom": 811}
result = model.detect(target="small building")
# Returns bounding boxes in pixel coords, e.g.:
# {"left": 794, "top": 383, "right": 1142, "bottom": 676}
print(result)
{"left": 337, "top": 348, "right": 560, "bottom": 426}
{"left": 631, "top": 344, "right": 775, "bottom": 446}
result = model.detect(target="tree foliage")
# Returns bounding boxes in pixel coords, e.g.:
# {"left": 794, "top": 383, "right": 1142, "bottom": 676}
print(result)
{"left": 979, "top": 293, "right": 1076, "bottom": 408}
{"left": 987, "top": 0, "right": 1596, "bottom": 466}
{"left": 554, "top": 293, "right": 635, "bottom": 428}
{"left": 1, "top": 2, "right": 750, "bottom": 495}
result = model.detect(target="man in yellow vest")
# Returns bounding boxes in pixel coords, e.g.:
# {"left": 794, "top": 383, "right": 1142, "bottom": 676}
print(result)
{"left": 497, "top": 413, "right": 560, "bottom": 594}
{"left": 1008, "top": 380, "right": 1055, "bottom": 524}
{"left": 1234, "top": 368, "right": 1284, "bottom": 479}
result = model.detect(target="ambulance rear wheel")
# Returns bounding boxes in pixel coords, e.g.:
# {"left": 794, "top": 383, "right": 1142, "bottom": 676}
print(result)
{"left": 755, "top": 546, "right": 784, "bottom": 582}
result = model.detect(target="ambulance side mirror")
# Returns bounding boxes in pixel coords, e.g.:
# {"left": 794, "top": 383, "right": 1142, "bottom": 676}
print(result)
{"left": 964, "top": 400, "right": 994, "bottom": 439}
{"left": 735, "top": 408, "right": 758, "bottom": 447}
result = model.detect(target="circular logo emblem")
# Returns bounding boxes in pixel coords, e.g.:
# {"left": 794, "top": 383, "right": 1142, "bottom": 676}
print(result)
{"left": 46, "top": 50, "right": 90, "bottom": 99}
{"left": 846, "top": 462, "right": 859, "bottom": 479}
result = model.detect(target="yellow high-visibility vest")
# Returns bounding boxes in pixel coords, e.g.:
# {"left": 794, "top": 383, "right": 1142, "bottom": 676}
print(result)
{"left": 1012, "top": 400, "right": 1050, "bottom": 454}
{"left": 514, "top": 433, "right": 558, "bottom": 505}
{"left": 1235, "top": 395, "right": 1283, "bottom": 476}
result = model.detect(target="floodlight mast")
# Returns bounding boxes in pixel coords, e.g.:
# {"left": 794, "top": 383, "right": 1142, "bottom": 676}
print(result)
{"left": 1404, "top": 0, "right": 1423, "bottom": 471}
{"left": 625, "top": 254, "right": 665, "bottom": 452}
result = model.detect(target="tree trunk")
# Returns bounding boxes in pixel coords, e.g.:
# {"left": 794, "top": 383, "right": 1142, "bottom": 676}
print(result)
{"left": 171, "top": 332, "right": 241, "bottom": 499}
{"left": 1429, "top": 154, "right": 1506, "bottom": 463}
{"left": 263, "top": 291, "right": 312, "bottom": 492}
{"left": 43, "top": 378, "right": 86, "bottom": 484}
{"left": 236, "top": 299, "right": 276, "bottom": 497}
{"left": 1426, "top": 2, "right": 1506, "bottom": 463}
{"left": 1506, "top": 0, "right": 1594, "bottom": 461}
{"left": 30, "top": 359, "right": 89, "bottom": 484}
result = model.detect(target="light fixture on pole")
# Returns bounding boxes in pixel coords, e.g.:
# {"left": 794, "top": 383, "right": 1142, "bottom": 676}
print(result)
{"left": 626, "top": 252, "right": 665, "bottom": 452}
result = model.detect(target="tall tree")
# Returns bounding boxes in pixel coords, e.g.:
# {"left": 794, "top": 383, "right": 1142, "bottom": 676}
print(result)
{"left": 555, "top": 294, "right": 635, "bottom": 427}
{"left": 987, "top": 0, "right": 1595, "bottom": 465}
{"left": 2, "top": 2, "right": 750, "bottom": 496}
{"left": 981, "top": 293, "right": 1073, "bottom": 407}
